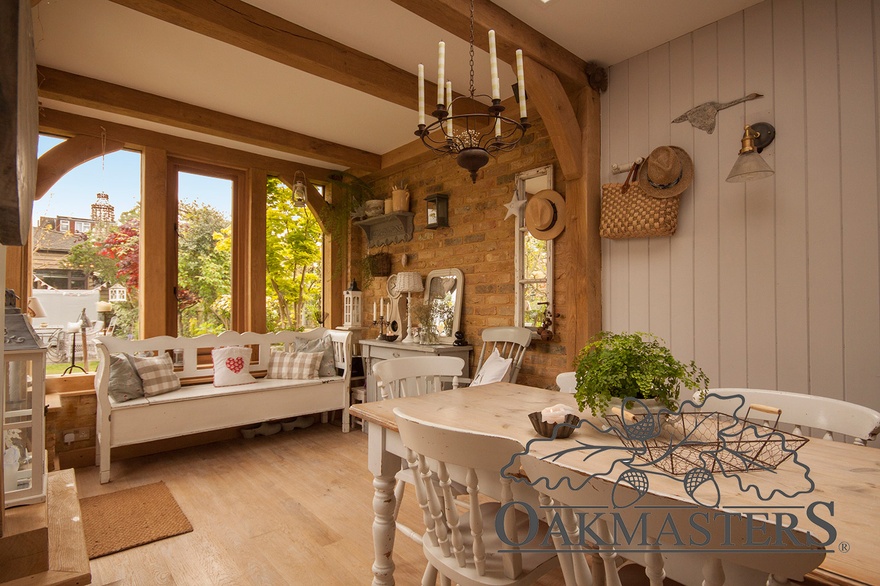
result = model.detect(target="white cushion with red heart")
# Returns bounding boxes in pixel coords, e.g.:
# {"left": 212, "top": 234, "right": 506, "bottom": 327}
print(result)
{"left": 212, "top": 346, "right": 256, "bottom": 387}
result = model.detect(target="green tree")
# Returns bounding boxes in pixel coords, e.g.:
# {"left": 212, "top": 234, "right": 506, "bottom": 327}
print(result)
{"left": 266, "top": 177, "right": 323, "bottom": 331}
{"left": 63, "top": 231, "right": 119, "bottom": 287}
{"left": 177, "top": 201, "right": 231, "bottom": 336}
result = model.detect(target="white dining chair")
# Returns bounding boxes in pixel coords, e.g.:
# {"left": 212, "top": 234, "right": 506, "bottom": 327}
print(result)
{"left": 373, "top": 356, "right": 466, "bottom": 542}
{"left": 556, "top": 371, "right": 576, "bottom": 393}
{"left": 519, "top": 452, "right": 825, "bottom": 586}
{"left": 695, "top": 388, "right": 880, "bottom": 445}
{"left": 394, "top": 407, "right": 562, "bottom": 586}
{"left": 467, "top": 326, "right": 533, "bottom": 386}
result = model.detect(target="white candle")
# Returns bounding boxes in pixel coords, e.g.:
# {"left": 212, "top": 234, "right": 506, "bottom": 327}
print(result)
{"left": 488, "top": 30, "right": 500, "bottom": 101}
{"left": 373, "top": 301, "right": 377, "bottom": 322}
{"left": 516, "top": 49, "right": 527, "bottom": 120}
{"left": 446, "top": 81, "right": 453, "bottom": 135}
{"left": 437, "top": 41, "right": 445, "bottom": 105}
{"left": 418, "top": 63, "right": 425, "bottom": 126}
{"left": 495, "top": 117, "right": 501, "bottom": 138}
{"left": 380, "top": 298, "right": 384, "bottom": 317}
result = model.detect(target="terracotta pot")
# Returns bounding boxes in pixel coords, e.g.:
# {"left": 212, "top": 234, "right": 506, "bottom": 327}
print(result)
{"left": 392, "top": 189, "right": 410, "bottom": 212}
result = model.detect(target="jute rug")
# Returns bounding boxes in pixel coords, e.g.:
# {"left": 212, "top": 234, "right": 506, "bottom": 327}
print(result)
{"left": 80, "top": 481, "right": 193, "bottom": 559}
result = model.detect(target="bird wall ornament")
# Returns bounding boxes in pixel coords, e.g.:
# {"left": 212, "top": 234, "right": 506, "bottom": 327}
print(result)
{"left": 672, "top": 92, "right": 763, "bottom": 134}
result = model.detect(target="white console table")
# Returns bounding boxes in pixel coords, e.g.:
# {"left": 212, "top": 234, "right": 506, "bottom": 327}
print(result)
{"left": 359, "top": 339, "right": 472, "bottom": 403}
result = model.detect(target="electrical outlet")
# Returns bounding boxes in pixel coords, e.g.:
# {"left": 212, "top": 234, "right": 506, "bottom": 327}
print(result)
{"left": 63, "top": 427, "right": 90, "bottom": 441}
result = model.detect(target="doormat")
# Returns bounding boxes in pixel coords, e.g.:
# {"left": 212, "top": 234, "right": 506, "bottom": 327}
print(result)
{"left": 80, "top": 481, "right": 193, "bottom": 559}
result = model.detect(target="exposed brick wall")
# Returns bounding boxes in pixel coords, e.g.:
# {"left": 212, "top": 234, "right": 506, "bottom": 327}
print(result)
{"left": 358, "top": 117, "right": 575, "bottom": 389}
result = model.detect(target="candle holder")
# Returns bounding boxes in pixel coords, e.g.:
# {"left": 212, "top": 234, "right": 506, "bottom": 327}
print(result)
{"left": 373, "top": 316, "right": 388, "bottom": 339}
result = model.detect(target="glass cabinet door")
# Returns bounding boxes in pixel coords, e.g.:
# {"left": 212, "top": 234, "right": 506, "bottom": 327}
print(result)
{"left": 4, "top": 348, "right": 47, "bottom": 506}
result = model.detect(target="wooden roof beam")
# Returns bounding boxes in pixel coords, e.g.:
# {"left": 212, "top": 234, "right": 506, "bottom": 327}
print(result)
{"left": 108, "top": 0, "right": 481, "bottom": 114}
{"left": 389, "top": 0, "right": 591, "bottom": 92}
{"left": 37, "top": 66, "right": 381, "bottom": 172}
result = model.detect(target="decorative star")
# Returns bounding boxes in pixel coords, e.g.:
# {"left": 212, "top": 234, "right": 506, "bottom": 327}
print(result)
{"left": 503, "top": 190, "right": 526, "bottom": 220}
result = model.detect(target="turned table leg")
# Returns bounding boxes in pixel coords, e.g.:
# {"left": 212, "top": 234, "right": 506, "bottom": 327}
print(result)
{"left": 371, "top": 473, "right": 398, "bottom": 585}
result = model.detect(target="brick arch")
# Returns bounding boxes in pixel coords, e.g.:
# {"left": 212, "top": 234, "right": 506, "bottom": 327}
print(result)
{"left": 36, "top": 134, "right": 124, "bottom": 200}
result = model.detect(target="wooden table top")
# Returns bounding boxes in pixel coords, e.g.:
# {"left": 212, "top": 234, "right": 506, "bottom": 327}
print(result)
{"left": 350, "top": 383, "right": 880, "bottom": 585}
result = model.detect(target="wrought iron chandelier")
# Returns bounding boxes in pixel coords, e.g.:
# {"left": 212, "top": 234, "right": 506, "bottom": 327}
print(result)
{"left": 415, "top": 0, "right": 530, "bottom": 183}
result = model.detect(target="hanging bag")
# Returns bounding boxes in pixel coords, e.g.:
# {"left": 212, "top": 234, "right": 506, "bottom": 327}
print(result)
{"left": 600, "top": 161, "right": 682, "bottom": 239}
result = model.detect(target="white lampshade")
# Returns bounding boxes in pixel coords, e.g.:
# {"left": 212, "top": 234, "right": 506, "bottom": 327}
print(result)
{"left": 96, "top": 301, "right": 113, "bottom": 313}
{"left": 27, "top": 296, "right": 47, "bottom": 318}
{"left": 726, "top": 151, "right": 774, "bottom": 182}
{"left": 396, "top": 271, "right": 424, "bottom": 294}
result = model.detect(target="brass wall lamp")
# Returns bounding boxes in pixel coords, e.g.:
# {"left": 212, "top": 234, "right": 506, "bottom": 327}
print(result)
{"left": 726, "top": 122, "right": 776, "bottom": 182}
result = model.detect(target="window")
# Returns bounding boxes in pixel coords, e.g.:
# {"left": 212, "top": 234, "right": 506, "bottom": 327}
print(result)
{"left": 58, "top": 219, "right": 69, "bottom": 232}
{"left": 514, "top": 165, "right": 554, "bottom": 333}
{"left": 74, "top": 221, "right": 91, "bottom": 233}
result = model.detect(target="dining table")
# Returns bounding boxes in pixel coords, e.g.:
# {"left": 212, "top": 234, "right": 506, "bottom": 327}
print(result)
{"left": 349, "top": 382, "right": 880, "bottom": 586}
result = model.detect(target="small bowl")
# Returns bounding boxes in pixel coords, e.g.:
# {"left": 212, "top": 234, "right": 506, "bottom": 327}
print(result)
{"left": 380, "top": 334, "right": 398, "bottom": 342}
{"left": 528, "top": 412, "right": 580, "bottom": 439}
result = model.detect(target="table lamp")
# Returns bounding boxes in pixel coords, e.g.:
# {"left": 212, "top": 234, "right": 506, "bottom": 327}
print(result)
{"left": 396, "top": 272, "right": 424, "bottom": 344}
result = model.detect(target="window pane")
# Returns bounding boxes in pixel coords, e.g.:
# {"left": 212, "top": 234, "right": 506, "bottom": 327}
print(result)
{"left": 522, "top": 281, "right": 548, "bottom": 328}
{"left": 524, "top": 233, "right": 549, "bottom": 280}
{"left": 177, "top": 173, "right": 232, "bottom": 336}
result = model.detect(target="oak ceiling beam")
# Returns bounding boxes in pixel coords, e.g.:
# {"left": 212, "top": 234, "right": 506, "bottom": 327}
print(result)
{"left": 389, "top": 0, "right": 590, "bottom": 91}
{"left": 37, "top": 66, "right": 382, "bottom": 171}
{"left": 39, "top": 107, "right": 337, "bottom": 182}
{"left": 108, "top": 0, "right": 479, "bottom": 114}
{"left": 36, "top": 134, "right": 124, "bottom": 200}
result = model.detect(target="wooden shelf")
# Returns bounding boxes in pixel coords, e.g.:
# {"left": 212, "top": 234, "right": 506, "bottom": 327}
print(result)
{"left": 354, "top": 212, "right": 414, "bottom": 247}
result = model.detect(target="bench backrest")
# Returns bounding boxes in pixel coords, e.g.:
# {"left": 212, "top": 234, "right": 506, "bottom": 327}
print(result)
{"left": 95, "top": 328, "right": 352, "bottom": 389}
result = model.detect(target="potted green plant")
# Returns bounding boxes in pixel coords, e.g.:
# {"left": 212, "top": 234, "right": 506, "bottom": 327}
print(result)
{"left": 573, "top": 331, "right": 709, "bottom": 416}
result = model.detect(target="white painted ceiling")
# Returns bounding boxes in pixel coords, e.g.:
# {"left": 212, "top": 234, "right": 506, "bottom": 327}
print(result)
{"left": 32, "top": 0, "right": 762, "bottom": 171}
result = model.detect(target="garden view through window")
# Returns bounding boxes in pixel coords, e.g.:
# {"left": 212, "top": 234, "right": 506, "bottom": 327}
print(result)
{"left": 32, "top": 134, "right": 324, "bottom": 375}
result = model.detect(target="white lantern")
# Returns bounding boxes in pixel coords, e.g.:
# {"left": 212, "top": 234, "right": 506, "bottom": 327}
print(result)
{"left": 343, "top": 280, "right": 362, "bottom": 328}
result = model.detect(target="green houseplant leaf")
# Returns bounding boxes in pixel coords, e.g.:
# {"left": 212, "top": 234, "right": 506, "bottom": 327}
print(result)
{"left": 573, "top": 331, "right": 709, "bottom": 416}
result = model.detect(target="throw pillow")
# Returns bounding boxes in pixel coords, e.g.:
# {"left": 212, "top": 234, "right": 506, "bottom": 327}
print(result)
{"left": 289, "top": 351, "right": 323, "bottom": 380}
{"left": 108, "top": 353, "right": 144, "bottom": 402}
{"left": 294, "top": 336, "right": 336, "bottom": 377}
{"left": 212, "top": 346, "right": 256, "bottom": 387}
{"left": 470, "top": 348, "right": 512, "bottom": 386}
{"left": 133, "top": 353, "right": 181, "bottom": 397}
{"left": 267, "top": 349, "right": 297, "bottom": 379}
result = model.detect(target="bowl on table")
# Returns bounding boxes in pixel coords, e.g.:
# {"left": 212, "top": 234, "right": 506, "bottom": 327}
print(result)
{"left": 528, "top": 412, "right": 580, "bottom": 439}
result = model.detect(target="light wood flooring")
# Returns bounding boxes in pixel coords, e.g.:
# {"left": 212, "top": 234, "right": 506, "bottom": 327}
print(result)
{"left": 75, "top": 422, "right": 680, "bottom": 586}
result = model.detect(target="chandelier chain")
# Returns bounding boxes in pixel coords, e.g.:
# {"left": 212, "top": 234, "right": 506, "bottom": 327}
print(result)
{"left": 468, "top": 0, "right": 476, "bottom": 97}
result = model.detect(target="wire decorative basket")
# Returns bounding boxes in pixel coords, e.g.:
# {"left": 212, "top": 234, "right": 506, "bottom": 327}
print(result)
{"left": 603, "top": 410, "right": 809, "bottom": 475}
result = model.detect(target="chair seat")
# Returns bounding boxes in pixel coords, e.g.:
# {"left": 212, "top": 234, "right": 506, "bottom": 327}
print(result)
{"left": 421, "top": 502, "right": 559, "bottom": 586}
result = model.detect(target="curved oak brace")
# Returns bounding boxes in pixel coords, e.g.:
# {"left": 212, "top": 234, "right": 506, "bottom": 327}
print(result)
{"left": 36, "top": 134, "right": 124, "bottom": 200}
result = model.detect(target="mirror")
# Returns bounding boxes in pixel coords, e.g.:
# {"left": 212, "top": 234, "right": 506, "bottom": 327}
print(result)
{"left": 422, "top": 268, "right": 464, "bottom": 344}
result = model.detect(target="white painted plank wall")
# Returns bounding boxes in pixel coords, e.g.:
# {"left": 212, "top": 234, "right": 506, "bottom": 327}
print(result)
{"left": 600, "top": 0, "right": 880, "bottom": 414}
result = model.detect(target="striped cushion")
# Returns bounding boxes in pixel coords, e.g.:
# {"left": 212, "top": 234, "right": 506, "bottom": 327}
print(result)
{"left": 133, "top": 353, "right": 181, "bottom": 397}
{"left": 267, "top": 350, "right": 322, "bottom": 380}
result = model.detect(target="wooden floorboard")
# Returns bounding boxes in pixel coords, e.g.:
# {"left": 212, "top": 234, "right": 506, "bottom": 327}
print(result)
{"left": 73, "top": 423, "right": 569, "bottom": 586}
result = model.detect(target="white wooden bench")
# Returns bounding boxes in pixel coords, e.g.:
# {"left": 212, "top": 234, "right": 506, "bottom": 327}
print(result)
{"left": 94, "top": 328, "right": 352, "bottom": 483}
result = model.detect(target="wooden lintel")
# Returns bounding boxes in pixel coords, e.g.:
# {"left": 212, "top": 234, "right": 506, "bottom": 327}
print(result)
{"left": 108, "top": 0, "right": 480, "bottom": 115}
{"left": 522, "top": 56, "right": 582, "bottom": 180}
{"left": 37, "top": 66, "right": 381, "bottom": 172}
{"left": 36, "top": 134, "right": 124, "bottom": 200}
{"left": 390, "top": 0, "right": 590, "bottom": 91}
{"left": 38, "top": 108, "right": 336, "bottom": 183}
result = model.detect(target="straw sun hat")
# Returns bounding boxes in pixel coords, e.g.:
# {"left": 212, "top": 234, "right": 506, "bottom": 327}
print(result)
{"left": 637, "top": 146, "right": 694, "bottom": 199}
{"left": 524, "top": 189, "right": 566, "bottom": 240}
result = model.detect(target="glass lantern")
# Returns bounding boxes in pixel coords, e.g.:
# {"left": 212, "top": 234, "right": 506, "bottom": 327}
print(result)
{"left": 343, "top": 280, "right": 363, "bottom": 328}
{"left": 4, "top": 305, "right": 47, "bottom": 507}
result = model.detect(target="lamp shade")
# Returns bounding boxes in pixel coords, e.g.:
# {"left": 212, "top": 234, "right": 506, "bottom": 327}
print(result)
{"left": 396, "top": 271, "right": 424, "bottom": 294}
{"left": 96, "top": 301, "right": 113, "bottom": 313}
{"left": 27, "top": 296, "right": 47, "bottom": 318}
{"left": 726, "top": 151, "right": 774, "bottom": 182}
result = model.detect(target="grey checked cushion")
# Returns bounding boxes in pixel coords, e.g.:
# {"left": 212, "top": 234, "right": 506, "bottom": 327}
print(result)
{"left": 294, "top": 336, "right": 336, "bottom": 377}
{"left": 108, "top": 353, "right": 144, "bottom": 402}
{"left": 290, "top": 351, "right": 323, "bottom": 380}
{"left": 267, "top": 349, "right": 297, "bottom": 379}
{"left": 133, "top": 353, "right": 181, "bottom": 397}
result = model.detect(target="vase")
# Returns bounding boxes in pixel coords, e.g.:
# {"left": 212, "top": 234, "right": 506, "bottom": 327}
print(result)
{"left": 391, "top": 189, "right": 410, "bottom": 212}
